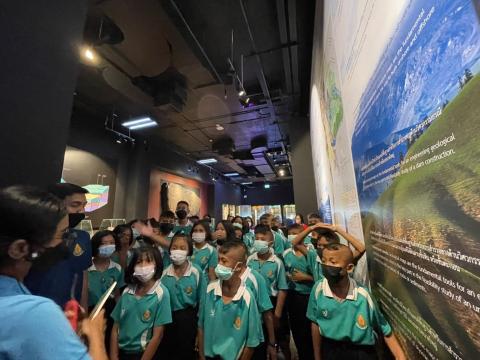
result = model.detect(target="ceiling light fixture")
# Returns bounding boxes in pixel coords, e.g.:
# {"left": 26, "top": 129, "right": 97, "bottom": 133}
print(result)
{"left": 278, "top": 168, "right": 286, "bottom": 176}
{"left": 238, "top": 89, "right": 246, "bottom": 96}
{"left": 82, "top": 47, "right": 96, "bottom": 62}
{"left": 215, "top": 124, "right": 224, "bottom": 131}
{"left": 264, "top": 183, "right": 271, "bottom": 189}
{"left": 224, "top": 172, "right": 240, "bottom": 177}
{"left": 122, "top": 117, "right": 157, "bottom": 130}
{"left": 241, "top": 182, "right": 253, "bottom": 185}
{"left": 197, "top": 158, "right": 218, "bottom": 165}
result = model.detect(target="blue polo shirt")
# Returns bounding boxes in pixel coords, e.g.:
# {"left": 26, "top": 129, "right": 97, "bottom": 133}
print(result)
{"left": 24, "top": 229, "right": 92, "bottom": 307}
{"left": 0, "top": 275, "right": 91, "bottom": 360}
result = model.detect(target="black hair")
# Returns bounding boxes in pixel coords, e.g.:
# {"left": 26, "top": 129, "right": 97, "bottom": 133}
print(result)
{"left": 288, "top": 223, "right": 304, "bottom": 232}
{"left": 177, "top": 200, "right": 189, "bottom": 208}
{"left": 113, "top": 224, "right": 134, "bottom": 247}
{"left": 203, "top": 214, "right": 212, "bottom": 219}
{"left": 216, "top": 220, "right": 236, "bottom": 242}
{"left": 91, "top": 230, "right": 120, "bottom": 257}
{"left": 169, "top": 232, "right": 193, "bottom": 256}
{"left": 307, "top": 213, "right": 322, "bottom": 221}
{"left": 232, "top": 216, "right": 243, "bottom": 223}
{"left": 190, "top": 221, "right": 212, "bottom": 242}
{"left": 254, "top": 225, "right": 273, "bottom": 241}
{"left": 295, "top": 213, "right": 304, "bottom": 223}
{"left": 47, "top": 183, "right": 88, "bottom": 200}
{"left": 125, "top": 246, "right": 163, "bottom": 285}
{"left": 0, "top": 186, "right": 67, "bottom": 265}
{"left": 149, "top": 218, "right": 160, "bottom": 228}
{"left": 259, "top": 213, "right": 272, "bottom": 221}
{"left": 218, "top": 240, "right": 248, "bottom": 260}
{"left": 314, "top": 229, "right": 340, "bottom": 243}
{"left": 160, "top": 210, "right": 175, "bottom": 219}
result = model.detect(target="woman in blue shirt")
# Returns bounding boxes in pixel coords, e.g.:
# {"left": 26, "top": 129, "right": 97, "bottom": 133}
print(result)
{"left": 0, "top": 185, "right": 107, "bottom": 360}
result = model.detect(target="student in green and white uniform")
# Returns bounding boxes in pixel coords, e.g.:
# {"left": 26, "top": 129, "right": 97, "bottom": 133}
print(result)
{"left": 111, "top": 246, "right": 172, "bottom": 360}
{"left": 158, "top": 233, "right": 206, "bottom": 360}
{"left": 248, "top": 225, "right": 290, "bottom": 359}
{"left": 258, "top": 213, "right": 285, "bottom": 257}
{"left": 198, "top": 241, "right": 263, "bottom": 360}
{"left": 190, "top": 221, "right": 218, "bottom": 282}
{"left": 173, "top": 200, "right": 193, "bottom": 234}
{"left": 112, "top": 224, "right": 135, "bottom": 270}
{"left": 292, "top": 222, "right": 366, "bottom": 283}
{"left": 283, "top": 223, "right": 315, "bottom": 360}
{"left": 307, "top": 244, "right": 405, "bottom": 360}
{"left": 88, "top": 230, "right": 125, "bottom": 353}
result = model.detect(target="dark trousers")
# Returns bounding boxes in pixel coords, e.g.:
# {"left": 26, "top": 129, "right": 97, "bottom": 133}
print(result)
{"left": 155, "top": 306, "right": 197, "bottom": 360}
{"left": 287, "top": 291, "right": 313, "bottom": 360}
{"left": 119, "top": 351, "right": 143, "bottom": 360}
{"left": 321, "top": 337, "right": 378, "bottom": 360}
{"left": 252, "top": 322, "right": 268, "bottom": 360}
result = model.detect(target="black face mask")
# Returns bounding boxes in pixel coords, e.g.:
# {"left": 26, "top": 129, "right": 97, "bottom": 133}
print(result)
{"left": 271, "top": 225, "right": 279, "bottom": 232}
{"left": 68, "top": 213, "right": 85, "bottom": 228}
{"left": 160, "top": 223, "right": 174, "bottom": 235}
{"left": 321, "top": 264, "right": 345, "bottom": 286}
{"left": 216, "top": 239, "right": 225, "bottom": 246}
{"left": 30, "top": 242, "right": 70, "bottom": 271}
{"left": 176, "top": 209, "right": 187, "bottom": 220}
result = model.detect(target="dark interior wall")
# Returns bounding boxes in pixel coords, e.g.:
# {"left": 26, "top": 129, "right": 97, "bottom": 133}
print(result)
{"left": 289, "top": 116, "right": 318, "bottom": 215}
{"left": 213, "top": 182, "right": 242, "bottom": 221}
{"left": 0, "top": 1, "right": 88, "bottom": 188}
{"left": 241, "top": 180, "right": 294, "bottom": 206}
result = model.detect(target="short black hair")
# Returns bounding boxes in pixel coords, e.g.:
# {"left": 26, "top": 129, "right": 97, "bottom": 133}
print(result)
{"left": 232, "top": 216, "right": 243, "bottom": 223}
{"left": 47, "top": 183, "right": 88, "bottom": 200}
{"left": 189, "top": 215, "right": 199, "bottom": 221}
{"left": 190, "top": 221, "right": 212, "bottom": 242}
{"left": 91, "top": 230, "right": 120, "bottom": 257}
{"left": 113, "top": 224, "right": 134, "bottom": 247}
{"left": 259, "top": 213, "right": 272, "bottom": 221}
{"left": 314, "top": 228, "right": 340, "bottom": 243}
{"left": 307, "top": 213, "right": 322, "bottom": 221}
{"left": 169, "top": 232, "right": 193, "bottom": 256}
{"left": 218, "top": 240, "right": 248, "bottom": 260}
{"left": 177, "top": 200, "right": 189, "bottom": 208}
{"left": 149, "top": 218, "right": 160, "bottom": 228}
{"left": 288, "top": 223, "right": 304, "bottom": 232}
{"left": 125, "top": 246, "right": 163, "bottom": 285}
{"left": 160, "top": 211, "right": 175, "bottom": 219}
{"left": 254, "top": 225, "right": 273, "bottom": 241}
{"left": 0, "top": 186, "right": 67, "bottom": 265}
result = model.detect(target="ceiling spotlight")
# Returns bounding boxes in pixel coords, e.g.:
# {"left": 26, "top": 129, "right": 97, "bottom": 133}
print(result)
{"left": 116, "top": 138, "right": 122, "bottom": 144}
{"left": 264, "top": 183, "right": 271, "bottom": 189}
{"left": 209, "top": 139, "right": 213, "bottom": 142}
{"left": 82, "top": 47, "right": 96, "bottom": 62}
{"left": 215, "top": 124, "right": 224, "bottom": 131}
{"left": 279, "top": 168, "right": 286, "bottom": 177}
{"left": 238, "top": 89, "right": 246, "bottom": 96}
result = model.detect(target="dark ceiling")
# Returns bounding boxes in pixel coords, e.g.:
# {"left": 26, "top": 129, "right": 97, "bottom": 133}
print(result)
{"left": 73, "top": 0, "right": 315, "bottom": 182}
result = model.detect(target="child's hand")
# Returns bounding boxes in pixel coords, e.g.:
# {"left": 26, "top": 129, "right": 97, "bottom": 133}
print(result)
{"left": 80, "top": 309, "right": 106, "bottom": 341}
{"left": 135, "top": 220, "right": 154, "bottom": 238}
{"left": 291, "top": 269, "right": 310, "bottom": 282}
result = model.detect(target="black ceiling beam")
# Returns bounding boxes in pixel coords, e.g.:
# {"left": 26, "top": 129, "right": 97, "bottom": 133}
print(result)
{"left": 275, "top": 0, "right": 293, "bottom": 95}
{"left": 287, "top": 0, "right": 300, "bottom": 95}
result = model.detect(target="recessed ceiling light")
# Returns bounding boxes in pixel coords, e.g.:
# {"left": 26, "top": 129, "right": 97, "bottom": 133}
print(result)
{"left": 238, "top": 89, "right": 246, "bottom": 96}
{"left": 122, "top": 117, "right": 157, "bottom": 130}
{"left": 224, "top": 172, "right": 240, "bottom": 177}
{"left": 83, "top": 47, "right": 96, "bottom": 62}
{"left": 215, "top": 124, "right": 224, "bottom": 131}
{"left": 279, "top": 169, "right": 286, "bottom": 176}
{"left": 209, "top": 139, "right": 213, "bottom": 142}
{"left": 264, "top": 183, "right": 271, "bottom": 189}
{"left": 197, "top": 158, "right": 217, "bottom": 165}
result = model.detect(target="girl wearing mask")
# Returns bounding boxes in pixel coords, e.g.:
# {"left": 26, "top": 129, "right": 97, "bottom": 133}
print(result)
{"left": 232, "top": 216, "right": 244, "bottom": 241}
{"left": 190, "top": 221, "right": 218, "bottom": 282}
{"left": 112, "top": 224, "right": 134, "bottom": 269}
{"left": 110, "top": 246, "right": 172, "bottom": 360}
{"left": 87, "top": 230, "right": 124, "bottom": 352}
{"left": 211, "top": 220, "right": 236, "bottom": 247}
{"left": 159, "top": 234, "right": 206, "bottom": 359}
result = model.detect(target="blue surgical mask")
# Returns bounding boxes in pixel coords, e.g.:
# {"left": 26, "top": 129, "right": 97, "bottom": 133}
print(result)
{"left": 98, "top": 244, "right": 116, "bottom": 258}
{"left": 215, "top": 263, "right": 239, "bottom": 281}
{"left": 287, "top": 234, "right": 296, "bottom": 243}
{"left": 253, "top": 240, "right": 270, "bottom": 255}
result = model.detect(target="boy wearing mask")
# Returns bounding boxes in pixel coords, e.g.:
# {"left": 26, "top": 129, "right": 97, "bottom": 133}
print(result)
{"left": 198, "top": 241, "right": 263, "bottom": 360}
{"left": 174, "top": 201, "right": 193, "bottom": 234}
{"left": 259, "top": 213, "right": 285, "bottom": 257}
{"left": 307, "top": 244, "right": 406, "bottom": 360}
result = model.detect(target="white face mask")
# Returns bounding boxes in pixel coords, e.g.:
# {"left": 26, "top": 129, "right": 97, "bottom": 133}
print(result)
{"left": 134, "top": 264, "right": 156, "bottom": 282}
{"left": 170, "top": 249, "right": 188, "bottom": 265}
{"left": 191, "top": 232, "right": 206, "bottom": 243}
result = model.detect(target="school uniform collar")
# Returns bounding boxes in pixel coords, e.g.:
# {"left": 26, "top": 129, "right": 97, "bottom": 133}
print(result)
{"left": 250, "top": 250, "right": 276, "bottom": 262}
{"left": 164, "top": 261, "right": 193, "bottom": 277}
{"left": 175, "top": 220, "right": 193, "bottom": 227}
{"left": 87, "top": 259, "right": 116, "bottom": 271}
{"left": 212, "top": 279, "right": 247, "bottom": 301}
{"left": 0, "top": 275, "right": 31, "bottom": 296}
{"left": 240, "top": 267, "right": 251, "bottom": 283}
{"left": 195, "top": 242, "right": 210, "bottom": 251}
{"left": 126, "top": 280, "right": 161, "bottom": 295}
{"left": 322, "top": 277, "right": 357, "bottom": 301}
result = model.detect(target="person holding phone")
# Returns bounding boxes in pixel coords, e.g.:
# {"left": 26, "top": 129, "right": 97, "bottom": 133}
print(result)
{"left": 0, "top": 185, "right": 108, "bottom": 360}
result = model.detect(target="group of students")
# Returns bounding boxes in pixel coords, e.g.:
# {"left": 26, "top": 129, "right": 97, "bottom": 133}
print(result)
{"left": 0, "top": 183, "right": 406, "bottom": 360}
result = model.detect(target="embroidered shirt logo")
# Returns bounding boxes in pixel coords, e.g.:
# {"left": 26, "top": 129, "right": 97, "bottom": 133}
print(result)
{"left": 233, "top": 316, "right": 242, "bottom": 330}
{"left": 73, "top": 243, "right": 84, "bottom": 256}
{"left": 356, "top": 314, "right": 367, "bottom": 330}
